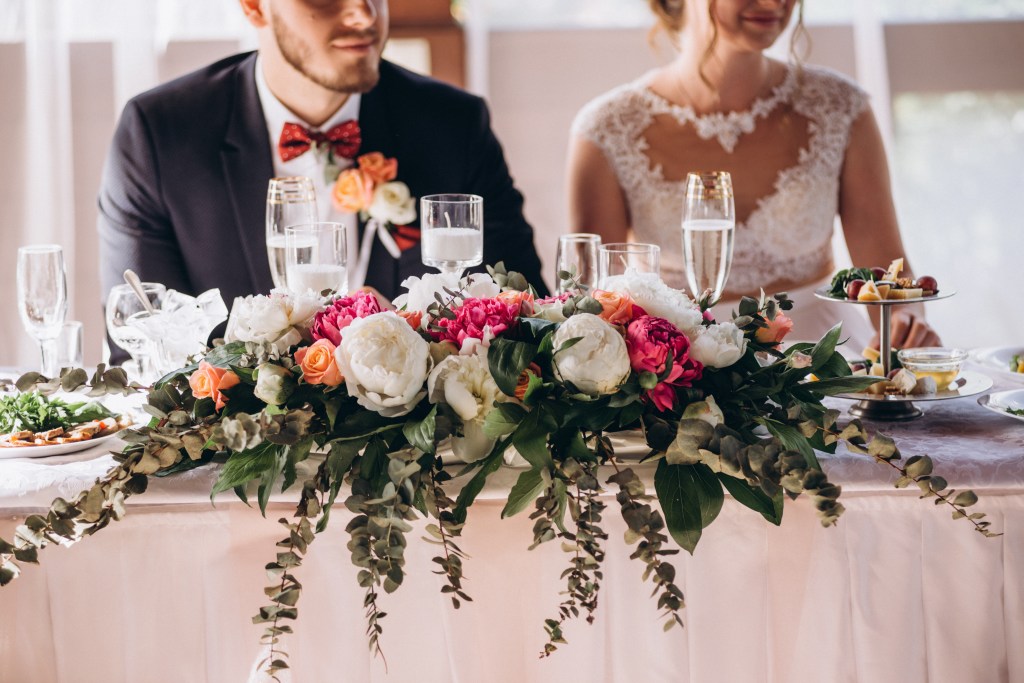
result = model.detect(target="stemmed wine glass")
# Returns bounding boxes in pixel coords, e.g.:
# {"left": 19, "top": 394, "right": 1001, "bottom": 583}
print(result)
{"left": 420, "top": 194, "right": 483, "bottom": 279}
{"left": 681, "top": 171, "right": 735, "bottom": 305}
{"left": 106, "top": 282, "right": 166, "bottom": 381}
{"left": 598, "top": 242, "right": 660, "bottom": 285}
{"left": 17, "top": 244, "right": 68, "bottom": 377}
{"left": 285, "top": 222, "right": 348, "bottom": 295}
{"left": 555, "top": 233, "right": 601, "bottom": 294}
{"left": 267, "top": 176, "right": 318, "bottom": 289}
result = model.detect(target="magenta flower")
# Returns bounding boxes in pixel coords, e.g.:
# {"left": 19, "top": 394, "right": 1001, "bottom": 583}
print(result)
{"left": 433, "top": 297, "right": 519, "bottom": 346}
{"left": 311, "top": 291, "right": 383, "bottom": 346}
{"left": 625, "top": 315, "right": 703, "bottom": 412}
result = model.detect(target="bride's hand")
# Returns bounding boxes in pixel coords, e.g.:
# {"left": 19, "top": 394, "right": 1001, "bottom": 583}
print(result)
{"left": 870, "top": 311, "right": 941, "bottom": 350}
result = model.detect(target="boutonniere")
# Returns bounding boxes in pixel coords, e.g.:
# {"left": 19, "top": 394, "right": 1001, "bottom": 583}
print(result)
{"left": 332, "top": 153, "right": 419, "bottom": 251}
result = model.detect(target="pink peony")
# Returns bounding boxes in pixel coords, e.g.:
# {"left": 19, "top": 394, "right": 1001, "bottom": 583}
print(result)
{"left": 625, "top": 315, "right": 703, "bottom": 412}
{"left": 311, "top": 291, "right": 383, "bottom": 346}
{"left": 432, "top": 297, "right": 519, "bottom": 346}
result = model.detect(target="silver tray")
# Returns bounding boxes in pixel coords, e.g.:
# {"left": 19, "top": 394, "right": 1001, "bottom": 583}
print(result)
{"left": 813, "top": 287, "right": 956, "bottom": 306}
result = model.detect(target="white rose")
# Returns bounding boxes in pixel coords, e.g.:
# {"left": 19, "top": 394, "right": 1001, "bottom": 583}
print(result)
{"left": 224, "top": 290, "right": 323, "bottom": 353}
{"left": 427, "top": 348, "right": 505, "bottom": 462}
{"left": 689, "top": 322, "right": 748, "bottom": 368}
{"left": 552, "top": 313, "right": 630, "bottom": 396}
{"left": 681, "top": 395, "right": 725, "bottom": 427}
{"left": 393, "top": 272, "right": 499, "bottom": 313}
{"left": 336, "top": 312, "right": 431, "bottom": 417}
{"left": 532, "top": 299, "right": 567, "bottom": 323}
{"left": 368, "top": 181, "right": 417, "bottom": 225}
{"left": 600, "top": 271, "right": 704, "bottom": 339}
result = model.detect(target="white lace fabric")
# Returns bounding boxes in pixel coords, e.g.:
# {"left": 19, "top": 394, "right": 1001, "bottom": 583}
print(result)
{"left": 572, "top": 64, "right": 869, "bottom": 295}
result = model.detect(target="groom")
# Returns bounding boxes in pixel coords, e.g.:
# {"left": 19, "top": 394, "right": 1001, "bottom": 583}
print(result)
{"left": 97, "top": 0, "right": 547, "bottom": 311}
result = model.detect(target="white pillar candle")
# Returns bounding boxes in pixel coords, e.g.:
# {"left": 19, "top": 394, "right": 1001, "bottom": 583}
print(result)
{"left": 422, "top": 227, "right": 481, "bottom": 262}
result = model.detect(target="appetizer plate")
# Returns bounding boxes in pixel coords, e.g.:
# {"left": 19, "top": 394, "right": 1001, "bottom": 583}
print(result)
{"left": 0, "top": 432, "right": 120, "bottom": 460}
{"left": 813, "top": 287, "right": 956, "bottom": 306}
{"left": 978, "top": 390, "right": 1024, "bottom": 423}
{"left": 970, "top": 346, "right": 1024, "bottom": 381}
{"left": 836, "top": 370, "right": 992, "bottom": 403}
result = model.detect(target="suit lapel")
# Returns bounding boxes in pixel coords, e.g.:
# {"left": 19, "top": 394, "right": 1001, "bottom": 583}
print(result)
{"left": 221, "top": 53, "right": 275, "bottom": 295}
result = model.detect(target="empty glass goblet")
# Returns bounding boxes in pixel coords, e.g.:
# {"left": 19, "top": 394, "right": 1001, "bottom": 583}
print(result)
{"left": 17, "top": 244, "right": 68, "bottom": 376}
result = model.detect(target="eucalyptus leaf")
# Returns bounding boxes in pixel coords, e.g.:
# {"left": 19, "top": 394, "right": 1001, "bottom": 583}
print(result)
{"left": 502, "top": 468, "right": 550, "bottom": 518}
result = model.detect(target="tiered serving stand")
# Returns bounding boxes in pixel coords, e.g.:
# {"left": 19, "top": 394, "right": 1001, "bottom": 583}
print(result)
{"left": 813, "top": 288, "right": 992, "bottom": 421}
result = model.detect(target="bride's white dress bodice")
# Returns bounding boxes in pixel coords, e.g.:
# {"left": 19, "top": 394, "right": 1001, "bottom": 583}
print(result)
{"left": 571, "top": 65, "right": 868, "bottom": 296}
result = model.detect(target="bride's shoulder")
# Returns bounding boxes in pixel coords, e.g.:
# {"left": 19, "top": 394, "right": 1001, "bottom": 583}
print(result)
{"left": 570, "top": 72, "right": 658, "bottom": 141}
{"left": 793, "top": 64, "right": 870, "bottom": 116}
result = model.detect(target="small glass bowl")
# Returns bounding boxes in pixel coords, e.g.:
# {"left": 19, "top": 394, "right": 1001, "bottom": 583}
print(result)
{"left": 897, "top": 347, "right": 968, "bottom": 389}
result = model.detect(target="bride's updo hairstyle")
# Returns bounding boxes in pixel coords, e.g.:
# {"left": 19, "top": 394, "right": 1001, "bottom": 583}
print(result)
{"left": 647, "top": 0, "right": 809, "bottom": 89}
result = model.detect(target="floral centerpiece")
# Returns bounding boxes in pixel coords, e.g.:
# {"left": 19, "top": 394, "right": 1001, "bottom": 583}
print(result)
{"left": 0, "top": 265, "right": 996, "bottom": 677}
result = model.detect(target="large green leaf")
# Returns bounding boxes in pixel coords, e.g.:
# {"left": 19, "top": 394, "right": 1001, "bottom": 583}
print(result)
{"left": 511, "top": 411, "right": 554, "bottom": 470}
{"left": 501, "top": 468, "right": 550, "bottom": 518}
{"left": 488, "top": 337, "right": 538, "bottom": 396}
{"left": 280, "top": 438, "right": 313, "bottom": 494}
{"left": 718, "top": 474, "right": 783, "bottom": 525}
{"left": 452, "top": 438, "right": 509, "bottom": 523}
{"left": 808, "top": 376, "right": 884, "bottom": 396}
{"left": 654, "top": 460, "right": 724, "bottom": 554}
{"left": 402, "top": 406, "right": 437, "bottom": 455}
{"left": 483, "top": 402, "right": 527, "bottom": 439}
{"left": 210, "top": 442, "right": 279, "bottom": 501}
{"left": 810, "top": 323, "right": 843, "bottom": 371}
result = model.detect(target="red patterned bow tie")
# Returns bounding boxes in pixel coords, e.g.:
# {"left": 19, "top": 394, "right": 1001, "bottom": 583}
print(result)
{"left": 278, "top": 120, "right": 361, "bottom": 162}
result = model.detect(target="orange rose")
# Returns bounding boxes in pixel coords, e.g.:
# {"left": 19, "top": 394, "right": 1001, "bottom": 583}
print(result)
{"left": 188, "top": 361, "right": 240, "bottom": 411}
{"left": 755, "top": 313, "right": 795, "bottom": 345}
{"left": 332, "top": 168, "right": 374, "bottom": 213}
{"left": 496, "top": 289, "right": 535, "bottom": 316}
{"left": 357, "top": 152, "right": 398, "bottom": 184}
{"left": 514, "top": 363, "right": 542, "bottom": 401}
{"left": 294, "top": 338, "right": 344, "bottom": 386}
{"left": 591, "top": 289, "right": 635, "bottom": 326}
{"left": 397, "top": 309, "right": 423, "bottom": 330}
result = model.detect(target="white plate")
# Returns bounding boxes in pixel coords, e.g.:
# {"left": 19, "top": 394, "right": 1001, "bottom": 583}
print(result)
{"left": 0, "top": 431, "right": 120, "bottom": 460}
{"left": 971, "top": 346, "right": 1024, "bottom": 381}
{"left": 814, "top": 287, "right": 956, "bottom": 306}
{"left": 835, "top": 370, "right": 993, "bottom": 402}
{"left": 978, "top": 390, "right": 1024, "bottom": 423}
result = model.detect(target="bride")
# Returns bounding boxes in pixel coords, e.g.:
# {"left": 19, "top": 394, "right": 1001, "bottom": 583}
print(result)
{"left": 567, "top": 0, "right": 940, "bottom": 349}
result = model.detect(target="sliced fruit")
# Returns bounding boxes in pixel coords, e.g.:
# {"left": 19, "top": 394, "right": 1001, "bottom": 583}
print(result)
{"left": 857, "top": 280, "right": 882, "bottom": 301}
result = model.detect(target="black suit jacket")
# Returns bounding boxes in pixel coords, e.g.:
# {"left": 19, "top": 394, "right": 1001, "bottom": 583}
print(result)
{"left": 98, "top": 52, "right": 548, "bottom": 313}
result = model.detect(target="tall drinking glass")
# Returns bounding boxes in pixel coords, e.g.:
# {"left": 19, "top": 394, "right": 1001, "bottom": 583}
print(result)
{"left": 106, "top": 282, "right": 166, "bottom": 380}
{"left": 555, "top": 233, "right": 601, "bottom": 294}
{"left": 682, "top": 171, "right": 735, "bottom": 305}
{"left": 598, "top": 242, "right": 660, "bottom": 284}
{"left": 285, "top": 222, "right": 348, "bottom": 295}
{"left": 420, "top": 194, "right": 483, "bottom": 278}
{"left": 17, "top": 244, "right": 68, "bottom": 376}
{"left": 267, "top": 176, "right": 318, "bottom": 289}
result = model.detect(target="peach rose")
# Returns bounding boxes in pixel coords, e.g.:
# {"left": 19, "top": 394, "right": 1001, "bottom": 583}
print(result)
{"left": 188, "top": 361, "right": 240, "bottom": 411}
{"left": 591, "top": 289, "right": 637, "bottom": 326}
{"left": 357, "top": 152, "right": 398, "bottom": 184}
{"left": 332, "top": 168, "right": 374, "bottom": 213}
{"left": 397, "top": 309, "right": 423, "bottom": 330}
{"left": 514, "top": 363, "right": 542, "bottom": 401}
{"left": 755, "top": 313, "right": 794, "bottom": 345}
{"left": 294, "top": 338, "right": 344, "bottom": 386}
{"left": 496, "top": 289, "right": 535, "bottom": 316}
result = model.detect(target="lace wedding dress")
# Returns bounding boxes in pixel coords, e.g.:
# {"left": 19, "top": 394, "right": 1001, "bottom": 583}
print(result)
{"left": 572, "top": 64, "right": 876, "bottom": 346}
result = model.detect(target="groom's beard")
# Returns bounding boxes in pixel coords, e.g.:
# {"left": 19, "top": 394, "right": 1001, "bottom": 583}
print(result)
{"left": 273, "top": 16, "right": 383, "bottom": 94}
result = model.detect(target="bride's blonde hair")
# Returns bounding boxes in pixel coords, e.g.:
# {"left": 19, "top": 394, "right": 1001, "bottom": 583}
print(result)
{"left": 648, "top": 0, "right": 809, "bottom": 90}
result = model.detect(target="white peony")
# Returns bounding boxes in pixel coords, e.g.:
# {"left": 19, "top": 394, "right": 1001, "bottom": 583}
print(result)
{"left": 393, "top": 272, "right": 500, "bottom": 313}
{"left": 368, "top": 181, "right": 417, "bottom": 226}
{"left": 224, "top": 289, "right": 323, "bottom": 353}
{"left": 689, "top": 322, "right": 748, "bottom": 368}
{"left": 336, "top": 312, "right": 431, "bottom": 417}
{"left": 427, "top": 348, "right": 505, "bottom": 462}
{"left": 600, "top": 271, "right": 704, "bottom": 339}
{"left": 552, "top": 313, "right": 630, "bottom": 396}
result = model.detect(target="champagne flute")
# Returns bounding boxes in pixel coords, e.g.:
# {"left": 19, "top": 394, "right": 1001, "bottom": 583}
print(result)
{"left": 555, "top": 233, "right": 601, "bottom": 294}
{"left": 285, "top": 222, "right": 348, "bottom": 295}
{"left": 106, "top": 282, "right": 166, "bottom": 380}
{"left": 598, "top": 242, "right": 660, "bottom": 285}
{"left": 267, "top": 176, "right": 318, "bottom": 289}
{"left": 420, "top": 194, "right": 483, "bottom": 279}
{"left": 17, "top": 244, "right": 68, "bottom": 376}
{"left": 681, "top": 171, "right": 735, "bottom": 305}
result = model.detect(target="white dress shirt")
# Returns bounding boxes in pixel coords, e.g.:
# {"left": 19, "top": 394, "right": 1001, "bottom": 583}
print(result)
{"left": 254, "top": 57, "right": 363, "bottom": 290}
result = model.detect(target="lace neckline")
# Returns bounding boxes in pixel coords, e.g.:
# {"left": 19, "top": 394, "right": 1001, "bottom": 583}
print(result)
{"left": 637, "top": 66, "right": 799, "bottom": 153}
